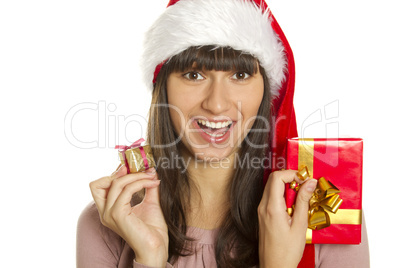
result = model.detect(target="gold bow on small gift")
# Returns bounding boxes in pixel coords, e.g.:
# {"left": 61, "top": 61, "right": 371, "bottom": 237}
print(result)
{"left": 295, "top": 167, "right": 343, "bottom": 230}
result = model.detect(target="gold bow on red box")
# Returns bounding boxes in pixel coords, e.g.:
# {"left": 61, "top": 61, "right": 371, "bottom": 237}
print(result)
{"left": 292, "top": 167, "right": 343, "bottom": 230}
{"left": 286, "top": 138, "right": 363, "bottom": 244}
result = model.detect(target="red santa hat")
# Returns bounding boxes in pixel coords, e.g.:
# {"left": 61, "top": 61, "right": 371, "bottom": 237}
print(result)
{"left": 142, "top": 0, "right": 287, "bottom": 98}
{"left": 141, "top": 0, "right": 314, "bottom": 265}
{"left": 141, "top": 0, "right": 297, "bottom": 173}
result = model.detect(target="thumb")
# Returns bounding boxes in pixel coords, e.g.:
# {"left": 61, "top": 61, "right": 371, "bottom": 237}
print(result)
{"left": 292, "top": 179, "right": 317, "bottom": 230}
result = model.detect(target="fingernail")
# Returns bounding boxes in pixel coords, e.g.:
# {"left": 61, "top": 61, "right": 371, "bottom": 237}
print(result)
{"left": 144, "top": 168, "right": 156, "bottom": 176}
{"left": 145, "top": 167, "right": 156, "bottom": 174}
{"left": 306, "top": 179, "right": 317, "bottom": 192}
{"left": 111, "top": 165, "right": 123, "bottom": 176}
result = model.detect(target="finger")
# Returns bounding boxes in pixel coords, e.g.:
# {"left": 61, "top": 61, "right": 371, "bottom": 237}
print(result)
{"left": 90, "top": 176, "right": 113, "bottom": 193}
{"left": 143, "top": 173, "right": 160, "bottom": 205}
{"left": 111, "top": 165, "right": 127, "bottom": 179}
{"left": 112, "top": 179, "right": 161, "bottom": 211}
{"left": 89, "top": 175, "right": 115, "bottom": 216}
{"left": 90, "top": 165, "right": 129, "bottom": 222}
{"left": 259, "top": 171, "right": 299, "bottom": 228}
{"left": 115, "top": 164, "right": 122, "bottom": 171}
{"left": 261, "top": 170, "right": 298, "bottom": 206}
{"left": 292, "top": 178, "right": 317, "bottom": 232}
{"left": 105, "top": 170, "right": 157, "bottom": 211}
{"left": 90, "top": 165, "right": 127, "bottom": 205}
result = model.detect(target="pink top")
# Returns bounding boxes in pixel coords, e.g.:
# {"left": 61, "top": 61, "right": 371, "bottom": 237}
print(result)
{"left": 77, "top": 202, "right": 369, "bottom": 268}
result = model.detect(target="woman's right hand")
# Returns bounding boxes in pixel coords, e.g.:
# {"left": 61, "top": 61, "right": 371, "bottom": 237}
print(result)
{"left": 89, "top": 165, "right": 169, "bottom": 268}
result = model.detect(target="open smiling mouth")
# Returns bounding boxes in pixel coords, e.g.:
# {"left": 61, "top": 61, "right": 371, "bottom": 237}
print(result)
{"left": 196, "top": 119, "right": 233, "bottom": 137}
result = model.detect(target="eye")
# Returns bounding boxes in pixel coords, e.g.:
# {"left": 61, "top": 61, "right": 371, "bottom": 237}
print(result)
{"left": 183, "top": 71, "right": 205, "bottom": 81}
{"left": 232, "top": 71, "right": 251, "bottom": 80}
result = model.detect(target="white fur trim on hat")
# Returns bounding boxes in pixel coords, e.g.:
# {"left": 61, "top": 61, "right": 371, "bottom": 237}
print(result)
{"left": 141, "top": 0, "right": 287, "bottom": 97}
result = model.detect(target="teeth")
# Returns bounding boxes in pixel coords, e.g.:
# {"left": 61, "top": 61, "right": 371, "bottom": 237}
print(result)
{"left": 197, "top": 119, "right": 233, "bottom": 129}
{"left": 205, "top": 132, "right": 224, "bottom": 137}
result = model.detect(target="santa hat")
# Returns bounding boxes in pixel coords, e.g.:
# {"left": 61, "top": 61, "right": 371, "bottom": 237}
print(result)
{"left": 141, "top": 0, "right": 297, "bottom": 172}
{"left": 141, "top": 0, "right": 286, "bottom": 98}
{"left": 141, "top": 1, "right": 314, "bottom": 265}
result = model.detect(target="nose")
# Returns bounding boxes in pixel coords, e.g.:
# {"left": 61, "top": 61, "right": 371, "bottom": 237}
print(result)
{"left": 201, "top": 79, "right": 231, "bottom": 115}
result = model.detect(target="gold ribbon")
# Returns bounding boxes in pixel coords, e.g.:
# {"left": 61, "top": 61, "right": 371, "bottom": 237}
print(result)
{"left": 296, "top": 167, "right": 343, "bottom": 230}
{"left": 308, "top": 176, "right": 343, "bottom": 230}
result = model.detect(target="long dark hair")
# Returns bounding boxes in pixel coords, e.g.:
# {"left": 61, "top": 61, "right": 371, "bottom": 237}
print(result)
{"left": 146, "top": 46, "right": 271, "bottom": 267}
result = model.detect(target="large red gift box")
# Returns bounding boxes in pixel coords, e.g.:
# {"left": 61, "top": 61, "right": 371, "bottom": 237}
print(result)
{"left": 286, "top": 138, "right": 363, "bottom": 244}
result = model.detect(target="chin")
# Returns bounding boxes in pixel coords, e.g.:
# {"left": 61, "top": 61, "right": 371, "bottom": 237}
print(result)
{"left": 191, "top": 146, "right": 238, "bottom": 163}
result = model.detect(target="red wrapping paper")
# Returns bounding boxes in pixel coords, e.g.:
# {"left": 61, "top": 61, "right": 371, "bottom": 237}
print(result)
{"left": 286, "top": 138, "right": 363, "bottom": 244}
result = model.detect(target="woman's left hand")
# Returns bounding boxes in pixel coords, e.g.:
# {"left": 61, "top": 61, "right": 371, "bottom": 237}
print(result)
{"left": 258, "top": 170, "right": 317, "bottom": 268}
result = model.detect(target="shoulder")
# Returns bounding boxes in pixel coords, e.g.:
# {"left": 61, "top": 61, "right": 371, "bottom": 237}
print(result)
{"left": 77, "top": 201, "right": 108, "bottom": 235}
{"left": 314, "top": 215, "right": 370, "bottom": 268}
{"left": 77, "top": 194, "right": 143, "bottom": 240}
{"left": 78, "top": 201, "right": 101, "bottom": 226}
{"left": 77, "top": 202, "right": 124, "bottom": 261}
{"left": 76, "top": 201, "right": 144, "bottom": 267}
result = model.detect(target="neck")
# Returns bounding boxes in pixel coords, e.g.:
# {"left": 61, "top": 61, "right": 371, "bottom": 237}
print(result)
{"left": 180, "top": 147, "right": 236, "bottom": 229}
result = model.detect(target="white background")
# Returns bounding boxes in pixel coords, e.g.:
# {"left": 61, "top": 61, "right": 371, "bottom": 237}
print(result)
{"left": 1, "top": 0, "right": 400, "bottom": 267}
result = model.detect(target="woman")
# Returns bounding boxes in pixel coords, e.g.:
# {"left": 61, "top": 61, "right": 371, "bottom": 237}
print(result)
{"left": 77, "top": 0, "right": 369, "bottom": 267}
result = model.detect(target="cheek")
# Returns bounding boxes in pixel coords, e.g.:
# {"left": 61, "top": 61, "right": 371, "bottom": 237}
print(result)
{"left": 242, "top": 84, "right": 264, "bottom": 117}
{"left": 168, "top": 107, "right": 183, "bottom": 136}
{"left": 167, "top": 95, "right": 186, "bottom": 135}
{"left": 167, "top": 81, "right": 197, "bottom": 135}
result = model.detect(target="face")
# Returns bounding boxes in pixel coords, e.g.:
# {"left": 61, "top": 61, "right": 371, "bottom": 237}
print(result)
{"left": 167, "top": 66, "right": 264, "bottom": 161}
